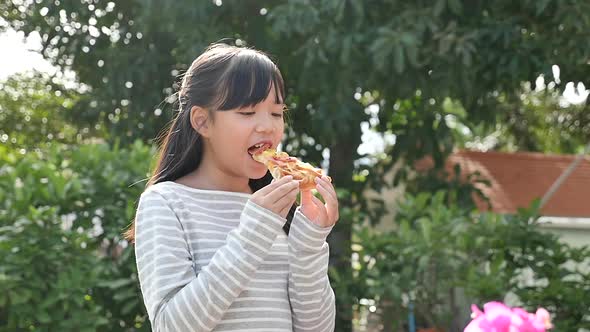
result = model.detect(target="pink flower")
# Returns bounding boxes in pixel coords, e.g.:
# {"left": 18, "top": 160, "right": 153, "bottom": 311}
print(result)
{"left": 464, "top": 302, "right": 553, "bottom": 332}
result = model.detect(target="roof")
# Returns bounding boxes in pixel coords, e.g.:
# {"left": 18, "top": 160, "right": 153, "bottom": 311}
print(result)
{"left": 421, "top": 150, "right": 590, "bottom": 218}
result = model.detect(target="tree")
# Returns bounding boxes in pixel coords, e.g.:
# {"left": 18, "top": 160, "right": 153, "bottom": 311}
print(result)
{"left": 0, "top": 72, "right": 83, "bottom": 149}
{"left": 461, "top": 77, "right": 590, "bottom": 154}
{"left": 3, "top": 0, "right": 590, "bottom": 329}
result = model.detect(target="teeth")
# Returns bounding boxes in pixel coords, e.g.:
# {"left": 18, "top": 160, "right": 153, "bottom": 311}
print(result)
{"left": 248, "top": 143, "right": 266, "bottom": 156}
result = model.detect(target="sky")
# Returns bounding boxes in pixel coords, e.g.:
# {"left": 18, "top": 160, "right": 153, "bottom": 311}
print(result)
{"left": 0, "top": 29, "right": 55, "bottom": 80}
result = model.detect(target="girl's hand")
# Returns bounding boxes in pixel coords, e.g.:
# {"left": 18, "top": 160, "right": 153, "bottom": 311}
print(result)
{"left": 250, "top": 175, "right": 299, "bottom": 218}
{"left": 300, "top": 176, "right": 339, "bottom": 228}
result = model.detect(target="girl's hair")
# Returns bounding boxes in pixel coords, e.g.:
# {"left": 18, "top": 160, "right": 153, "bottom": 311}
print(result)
{"left": 124, "top": 43, "right": 295, "bottom": 242}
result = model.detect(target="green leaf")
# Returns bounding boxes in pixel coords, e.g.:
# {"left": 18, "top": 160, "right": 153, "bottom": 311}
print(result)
{"left": 369, "top": 36, "right": 391, "bottom": 70}
{"left": 417, "top": 255, "right": 430, "bottom": 270}
{"left": 95, "top": 317, "right": 109, "bottom": 327}
{"left": 448, "top": 0, "right": 463, "bottom": 15}
{"left": 400, "top": 33, "right": 415, "bottom": 46}
{"left": 121, "top": 298, "right": 139, "bottom": 315}
{"left": 536, "top": 0, "right": 551, "bottom": 15}
{"left": 439, "top": 34, "right": 453, "bottom": 55}
{"left": 37, "top": 310, "right": 51, "bottom": 324}
{"left": 349, "top": 0, "right": 364, "bottom": 24}
{"left": 434, "top": 0, "right": 446, "bottom": 16}
{"left": 419, "top": 217, "right": 432, "bottom": 244}
{"left": 406, "top": 45, "right": 419, "bottom": 67}
{"left": 394, "top": 45, "right": 405, "bottom": 74}
{"left": 333, "top": 0, "right": 346, "bottom": 22}
{"left": 113, "top": 289, "right": 137, "bottom": 302}
{"left": 97, "top": 278, "right": 134, "bottom": 289}
{"left": 340, "top": 36, "right": 352, "bottom": 65}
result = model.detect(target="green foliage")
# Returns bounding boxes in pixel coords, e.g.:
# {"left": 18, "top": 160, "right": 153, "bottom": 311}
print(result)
{"left": 2, "top": 0, "right": 589, "bottom": 154}
{"left": 0, "top": 141, "right": 155, "bottom": 331}
{"left": 0, "top": 205, "right": 107, "bottom": 332}
{"left": 352, "top": 191, "right": 590, "bottom": 331}
{"left": 472, "top": 80, "right": 590, "bottom": 154}
{"left": 471, "top": 204, "right": 590, "bottom": 331}
{"left": 0, "top": 73, "right": 83, "bottom": 149}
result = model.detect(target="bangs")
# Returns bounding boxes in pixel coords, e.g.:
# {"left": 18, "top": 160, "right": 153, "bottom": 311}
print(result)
{"left": 214, "top": 50, "right": 285, "bottom": 111}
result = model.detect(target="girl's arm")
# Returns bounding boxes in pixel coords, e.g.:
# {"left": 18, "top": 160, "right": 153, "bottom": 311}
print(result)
{"left": 287, "top": 208, "right": 336, "bottom": 332}
{"left": 135, "top": 189, "right": 285, "bottom": 332}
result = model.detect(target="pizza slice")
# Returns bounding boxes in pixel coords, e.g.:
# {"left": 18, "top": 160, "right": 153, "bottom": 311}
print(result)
{"left": 251, "top": 146, "right": 332, "bottom": 191}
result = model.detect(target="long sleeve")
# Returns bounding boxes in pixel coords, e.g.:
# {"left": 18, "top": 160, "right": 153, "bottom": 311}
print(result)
{"left": 134, "top": 189, "right": 285, "bottom": 332}
{"left": 287, "top": 207, "right": 336, "bottom": 332}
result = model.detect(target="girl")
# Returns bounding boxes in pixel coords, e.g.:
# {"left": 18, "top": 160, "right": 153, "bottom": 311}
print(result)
{"left": 125, "top": 44, "right": 338, "bottom": 332}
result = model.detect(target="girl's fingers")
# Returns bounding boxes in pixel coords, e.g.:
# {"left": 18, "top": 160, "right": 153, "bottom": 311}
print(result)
{"left": 274, "top": 185, "right": 299, "bottom": 212}
{"left": 315, "top": 176, "right": 337, "bottom": 202}
{"left": 269, "top": 179, "right": 299, "bottom": 204}
{"left": 300, "top": 189, "right": 313, "bottom": 205}
{"left": 279, "top": 203, "right": 293, "bottom": 218}
{"left": 259, "top": 175, "right": 292, "bottom": 195}
{"left": 311, "top": 195, "right": 329, "bottom": 222}
{"left": 315, "top": 181, "right": 339, "bottom": 222}
{"left": 315, "top": 180, "right": 337, "bottom": 209}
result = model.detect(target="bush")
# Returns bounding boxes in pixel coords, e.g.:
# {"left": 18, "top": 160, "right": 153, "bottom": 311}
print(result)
{"left": 352, "top": 191, "right": 590, "bottom": 331}
{"left": 0, "top": 140, "right": 155, "bottom": 331}
{"left": 3, "top": 141, "right": 588, "bottom": 331}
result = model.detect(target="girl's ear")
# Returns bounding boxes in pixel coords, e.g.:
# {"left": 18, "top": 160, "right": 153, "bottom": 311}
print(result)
{"left": 190, "top": 106, "right": 211, "bottom": 137}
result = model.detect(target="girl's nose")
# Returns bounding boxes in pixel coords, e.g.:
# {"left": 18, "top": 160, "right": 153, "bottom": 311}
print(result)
{"left": 255, "top": 114, "right": 275, "bottom": 133}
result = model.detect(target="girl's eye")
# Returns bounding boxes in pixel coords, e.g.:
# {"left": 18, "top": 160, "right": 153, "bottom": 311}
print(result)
{"left": 272, "top": 113, "right": 284, "bottom": 118}
{"left": 238, "top": 112, "right": 255, "bottom": 116}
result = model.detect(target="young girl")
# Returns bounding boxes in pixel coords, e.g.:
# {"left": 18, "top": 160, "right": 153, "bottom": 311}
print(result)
{"left": 125, "top": 44, "right": 338, "bottom": 332}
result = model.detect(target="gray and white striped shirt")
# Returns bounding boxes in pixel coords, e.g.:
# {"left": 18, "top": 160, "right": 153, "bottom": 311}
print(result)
{"left": 134, "top": 181, "right": 336, "bottom": 332}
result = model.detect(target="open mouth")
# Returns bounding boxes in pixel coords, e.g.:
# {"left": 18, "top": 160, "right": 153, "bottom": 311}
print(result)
{"left": 247, "top": 142, "right": 272, "bottom": 158}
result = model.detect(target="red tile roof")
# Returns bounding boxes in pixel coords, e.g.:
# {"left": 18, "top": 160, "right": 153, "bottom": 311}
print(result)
{"left": 421, "top": 150, "right": 590, "bottom": 217}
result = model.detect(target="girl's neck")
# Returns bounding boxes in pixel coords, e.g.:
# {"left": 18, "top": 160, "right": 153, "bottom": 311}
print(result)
{"left": 177, "top": 159, "right": 253, "bottom": 194}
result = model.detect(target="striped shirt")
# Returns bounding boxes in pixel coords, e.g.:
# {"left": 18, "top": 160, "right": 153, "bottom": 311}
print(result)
{"left": 134, "top": 181, "right": 336, "bottom": 332}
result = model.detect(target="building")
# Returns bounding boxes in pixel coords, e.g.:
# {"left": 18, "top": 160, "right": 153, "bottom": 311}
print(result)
{"left": 445, "top": 149, "right": 590, "bottom": 248}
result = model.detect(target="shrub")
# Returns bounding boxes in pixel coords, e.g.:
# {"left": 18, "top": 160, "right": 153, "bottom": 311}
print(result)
{"left": 0, "top": 140, "right": 155, "bottom": 331}
{"left": 352, "top": 191, "right": 590, "bottom": 331}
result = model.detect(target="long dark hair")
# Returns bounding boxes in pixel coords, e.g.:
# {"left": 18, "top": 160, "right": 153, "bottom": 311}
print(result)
{"left": 124, "top": 44, "right": 295, "bottom": 242}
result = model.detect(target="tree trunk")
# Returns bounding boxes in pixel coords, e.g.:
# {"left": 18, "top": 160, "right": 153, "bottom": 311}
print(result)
{"left": 328, "top": 137, "right": 360, "bottom": 332}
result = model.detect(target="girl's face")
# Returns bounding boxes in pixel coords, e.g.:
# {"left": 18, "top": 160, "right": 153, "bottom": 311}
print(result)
{"left": 205, "top": 85, "right": 285, "bottom": 180}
